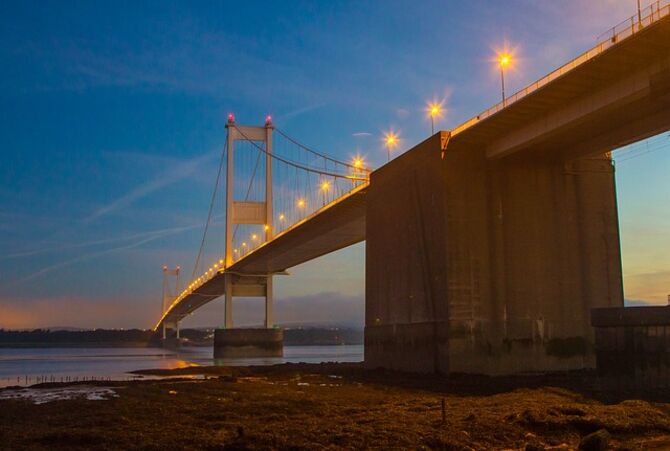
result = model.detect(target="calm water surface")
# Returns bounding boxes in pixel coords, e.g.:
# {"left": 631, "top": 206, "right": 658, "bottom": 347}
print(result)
{"left": 0, "top": 345, "right": 363, "bottom": 387}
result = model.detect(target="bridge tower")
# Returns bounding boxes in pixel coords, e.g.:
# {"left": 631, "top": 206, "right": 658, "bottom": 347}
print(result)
{"left": 161, "top": 265, "right": 181, "bottom": 339}
{"left": 223, "top": 114, "right": 274, "bottom": 330}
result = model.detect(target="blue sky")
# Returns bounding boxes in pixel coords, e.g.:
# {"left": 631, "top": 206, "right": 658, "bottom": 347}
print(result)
{"left": 1, "top": 0, "right": 668, "bottom": 329}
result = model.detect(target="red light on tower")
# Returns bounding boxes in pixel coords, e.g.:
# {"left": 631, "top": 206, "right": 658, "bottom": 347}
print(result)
{"left": 227, "top": 113, "right": 235, "bottom": 124}
{"left": 265, "top": 115, "right": 273, "bottom": 126}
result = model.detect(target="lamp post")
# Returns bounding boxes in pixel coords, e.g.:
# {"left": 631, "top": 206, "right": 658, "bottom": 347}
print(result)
{"left": 427, "top": 103, "right": 442, "bottom": 135}
{"left": 498, "top": 53, "right": 511, "bottom": 106}
{"left": 384, "top": 132, "right": 398, "bottom": 162}
{"left": 351, "top": 157, "right": 364, "bottom": 188}
{"left": 320, "top": 180, "right": 330, "bottom": 206}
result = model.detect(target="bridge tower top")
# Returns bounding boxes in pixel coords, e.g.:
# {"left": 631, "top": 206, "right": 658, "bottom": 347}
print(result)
{"left": 161, "top": 265, "right": 180, "bottom": 316}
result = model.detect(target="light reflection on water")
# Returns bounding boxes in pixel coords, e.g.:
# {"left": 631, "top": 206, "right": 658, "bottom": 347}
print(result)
{"left": 0, "top": 345, "right": 363, "bottom": 387}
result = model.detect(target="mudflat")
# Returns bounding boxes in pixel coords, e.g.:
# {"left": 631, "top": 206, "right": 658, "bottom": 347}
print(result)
{"left": 1, "top": 363, "right": 670, "bottom": 450}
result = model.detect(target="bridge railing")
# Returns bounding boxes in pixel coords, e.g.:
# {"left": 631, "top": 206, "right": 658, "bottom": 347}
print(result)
{"left": 452, "top": 0, "right": 670, "bottom": 136}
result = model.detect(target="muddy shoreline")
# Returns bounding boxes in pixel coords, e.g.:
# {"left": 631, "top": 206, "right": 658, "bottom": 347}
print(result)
{"left": 2, "top": 363, "right": 670, "bottom": 450}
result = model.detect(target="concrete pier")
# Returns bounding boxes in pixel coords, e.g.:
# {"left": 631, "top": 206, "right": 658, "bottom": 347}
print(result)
{"left": 365, "top": 133, "right": 623, "bottom": 375}
{"left": 214, "top": 328, "right": 283, "bottom": 359}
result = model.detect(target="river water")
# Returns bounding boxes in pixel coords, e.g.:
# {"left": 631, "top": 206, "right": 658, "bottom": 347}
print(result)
{"left": 0, "top": 345, "right": 364, "bottom": 387}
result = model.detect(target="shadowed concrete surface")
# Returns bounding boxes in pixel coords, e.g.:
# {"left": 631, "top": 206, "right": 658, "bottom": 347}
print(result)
{"left": 365, "top": 133, "right": 623, "bottom": 374}
{"left": 593, "top": 306, "right": 670, "bottom": 388}
{"left": 214, "top": 328, "right": 284, "bottom": 359}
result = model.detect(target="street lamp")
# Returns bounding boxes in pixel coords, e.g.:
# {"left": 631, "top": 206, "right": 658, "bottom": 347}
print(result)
{"left": 320, "top": 180, "right": 330, "bottom": 206}
{"left": 498, "top": 53, "right": 512, "bottom": 105}
{"left": 427, "top": 102, "right": 443, "bottom": 135}
{"left": 384, "top": 132, "right": 399, "bottom": 162}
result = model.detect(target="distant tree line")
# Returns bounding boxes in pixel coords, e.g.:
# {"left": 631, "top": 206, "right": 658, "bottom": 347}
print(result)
{"left": 0, "top": 329, "right": 154, "bottom": 345}
{"left": 0, "top": 327, "right": 364, "bottom": 346}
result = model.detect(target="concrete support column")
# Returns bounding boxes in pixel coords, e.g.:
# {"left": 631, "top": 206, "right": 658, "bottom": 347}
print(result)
{"left": 225, "top": 123, "right": 234, "bottom": 267}
{"left": 162, "top": 323, "right": 166, "bottom": 340}
{"left": 224, "top": 273, "right": 233, "bottom": 329}
{"left": 176, "top": 321, "right": 180, "bottom": 339}
{"left": 265, "top": 276, "right": 273, "bottom": 328}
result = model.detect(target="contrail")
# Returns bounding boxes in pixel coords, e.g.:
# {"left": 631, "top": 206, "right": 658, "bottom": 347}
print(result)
{"left": 5, "top": 228, "right": 188, "bottom": 287}
{"left": 4, "top": 215, "right": 226, "bottom": 287}
{"left": 84, "top": 150, "right": 218, "bottom": 223}
{"left": 277, "top": 103, "right": 327, "bottom": 123}
{"left": 3, "top": 225, "right": 196, "bottom": 260}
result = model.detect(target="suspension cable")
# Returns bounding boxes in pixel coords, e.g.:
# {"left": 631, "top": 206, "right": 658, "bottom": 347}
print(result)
{"left": 191, "top": 140, "right": 227, "bottom": 281}
{"left": 275, "top": 127, "right": 370, "bottom": 172}
{"left": 233, "top": 126, "right": 369, "bottom": 181}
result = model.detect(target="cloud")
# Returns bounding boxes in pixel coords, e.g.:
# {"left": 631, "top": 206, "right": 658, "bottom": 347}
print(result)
{"left": 624, "top": 298, "right": 665, "bottom": 307}
{"left": 352, "top": 132, "right": 372, "bottom": 138}
{"left": 0, "top": 291, "right": 364, "bottom": 330}
{"left": 0, "top": 297, "right": 154, "bottom": 330}
{"left": 85, "top": 149, "right": 220, "bottom": 222}
{"left": 623, "top": 270, "right": 670, "bottom": 305}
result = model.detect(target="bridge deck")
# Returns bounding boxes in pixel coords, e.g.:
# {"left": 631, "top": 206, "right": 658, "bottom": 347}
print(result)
{"left": 157, "top": 183, "right": 367, "bottom": 326}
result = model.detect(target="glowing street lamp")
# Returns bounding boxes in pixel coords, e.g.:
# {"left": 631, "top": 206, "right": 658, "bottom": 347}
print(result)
{"left": 427, "top": 102, "right": 443, "bottom": 135}
{"left": 384, "top": 132, "right": 399, "bottom": 162}
{"left": 320, "top": 180, "right": 331, "bottom": 206}
{"left": 351, "top": 156, "right": 365, "bottom": 187}
{"left": 498, "top": 52, "right": 512, "bottom": 105}
{"left": 297, "top": 198, "right": 306, "bottom": 209}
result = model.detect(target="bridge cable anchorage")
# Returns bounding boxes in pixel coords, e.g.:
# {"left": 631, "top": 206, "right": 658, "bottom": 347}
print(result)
{"left": 191, "top": 139, "right": 228, "bottom": 282}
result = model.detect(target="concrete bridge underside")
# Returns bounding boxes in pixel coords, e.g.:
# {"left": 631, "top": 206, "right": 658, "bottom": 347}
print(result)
{"left": 160, "top": 15, "right": 670, "bottom": 374}
{"left": 366, "top": 15, "right": 670, "bottom": 374}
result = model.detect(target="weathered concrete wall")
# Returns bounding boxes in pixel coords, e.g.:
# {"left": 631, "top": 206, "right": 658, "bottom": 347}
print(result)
{"left": 365, "top": 133, "right": 450, "bottom": 373}
{"left": 365, "top": 132, "right": 623, "bottom": 375}
{"left": 592, "top": 307, "right": 670, "bottom": 388}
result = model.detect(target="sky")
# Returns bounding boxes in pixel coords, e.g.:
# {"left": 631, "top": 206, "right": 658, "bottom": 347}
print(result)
{"left": 0, "top": 0, "right": 668, "bottom": 329}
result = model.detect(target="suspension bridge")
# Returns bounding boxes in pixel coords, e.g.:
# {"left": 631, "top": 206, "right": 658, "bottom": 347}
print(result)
{"left": 155, "top": 115, "right": 371, "bottom": 345}
{"left": 155, "top": 3, "right": 670, "bottom": 374}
